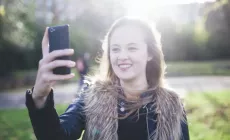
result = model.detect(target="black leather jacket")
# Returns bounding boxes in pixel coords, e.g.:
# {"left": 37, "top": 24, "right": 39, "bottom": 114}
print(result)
{"left": 25, "top": 89, "right": 189, "bottom": 140}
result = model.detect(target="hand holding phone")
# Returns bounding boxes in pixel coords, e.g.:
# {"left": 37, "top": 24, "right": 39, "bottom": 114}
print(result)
{"left": 33, "top": 27, "right": 76, "bottom": 108}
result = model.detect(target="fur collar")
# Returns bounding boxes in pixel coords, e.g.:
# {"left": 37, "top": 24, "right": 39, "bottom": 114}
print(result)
{"left": 82, "top": 80, "right": 185, "bottom": 140}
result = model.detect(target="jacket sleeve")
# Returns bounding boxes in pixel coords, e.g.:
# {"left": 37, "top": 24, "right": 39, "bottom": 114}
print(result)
{"left": 25, "top": 89, "right": 85, "bottom": 140}
{"left": 181, "top": 111, "right": 190, "bottom": 140}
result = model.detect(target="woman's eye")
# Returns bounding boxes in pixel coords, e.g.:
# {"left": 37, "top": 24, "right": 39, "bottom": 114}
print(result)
{"left": 111, "top": 48, "right": 120, "bottom": 52}
{"left": 128, "top": 47, "right": 138, "bottom": 51}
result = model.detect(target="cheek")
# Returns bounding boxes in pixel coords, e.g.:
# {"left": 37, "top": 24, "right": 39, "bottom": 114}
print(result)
{"left": 109, "top": 53, "right": 117, "bottom": 66}
{"left": 131, "top": 51, "right": 148, "bottom": 64}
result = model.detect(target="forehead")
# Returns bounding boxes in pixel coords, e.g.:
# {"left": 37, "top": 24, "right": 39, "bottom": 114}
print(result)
{"left": 110, "top": 25, "right": 145, "bottom": 45}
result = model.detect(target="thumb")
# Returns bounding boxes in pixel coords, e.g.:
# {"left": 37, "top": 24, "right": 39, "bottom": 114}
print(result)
{"left": 42, "top": 27, "right": 49, "bottom": 58}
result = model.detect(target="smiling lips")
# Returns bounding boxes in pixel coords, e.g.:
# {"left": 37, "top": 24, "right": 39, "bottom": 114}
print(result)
{"left": 118, "top": 63, "right": 132, "bottom": 70}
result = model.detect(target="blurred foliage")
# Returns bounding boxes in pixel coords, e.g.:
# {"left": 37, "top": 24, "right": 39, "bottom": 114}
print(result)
{"left": 0, "top": 5, "right": 5, "bottom": 16}
{"left": 0, "top": 0, "right": 39, "bottom": 77}
{"left": 0, "top": 0, "right": 124, "bottom": 77}
{"left": 156, "top": 0, "right": 230, "bottom": 61}
{"left": 156, "top": 18, "right": 208, "bottom": 61}
{"left": 165, "top": 60, "right": 230, "bottom": 76}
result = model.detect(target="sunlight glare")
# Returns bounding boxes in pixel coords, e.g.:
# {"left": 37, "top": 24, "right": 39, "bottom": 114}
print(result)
{"left": 123, "top": 0, "right": 216, "bottom": 17}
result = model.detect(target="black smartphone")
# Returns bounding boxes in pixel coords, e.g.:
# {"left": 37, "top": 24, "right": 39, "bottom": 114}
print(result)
{"left": 48, "top": 24, "right": 71, "bottom": 75}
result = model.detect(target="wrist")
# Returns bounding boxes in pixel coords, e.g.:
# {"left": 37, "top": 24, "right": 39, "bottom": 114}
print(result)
{"left": 32, "top": 93, "right": 47, "bottom": 101}
{"left": 32, "top": 91, "right": 48, "bottom": 109}
{"left": 31, "top": 87, "right": 47, "bottom": 102}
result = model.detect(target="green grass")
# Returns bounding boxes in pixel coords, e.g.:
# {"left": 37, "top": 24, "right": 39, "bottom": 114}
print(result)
{"left": 0, "top": 90, "right": 229, "bottom": 140}
{"left": 166, "top": 60, "right": 230, "bottom": 76}
{"left": 0, "top": 104, "right": 69, "bottom": 140}
{"left": 185, "top": 90, "right": 230, "bottom": 140}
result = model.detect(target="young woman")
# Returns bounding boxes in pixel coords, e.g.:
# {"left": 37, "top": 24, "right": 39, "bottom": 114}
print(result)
{"left": 26, "top": 17, "right": 189, "bottom": 140}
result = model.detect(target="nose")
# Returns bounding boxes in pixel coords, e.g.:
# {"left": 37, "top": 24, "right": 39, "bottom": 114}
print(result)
{"left": 117, "top": 49, "right": 129, "bottom": 61}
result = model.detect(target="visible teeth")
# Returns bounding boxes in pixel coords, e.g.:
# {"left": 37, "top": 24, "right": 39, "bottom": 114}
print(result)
{"left": 119, "top": 65, "right": 131, "bottom": 68}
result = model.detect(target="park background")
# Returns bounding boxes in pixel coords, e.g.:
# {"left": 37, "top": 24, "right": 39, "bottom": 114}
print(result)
{"left": 0, "top": 0, "right": 230, "bottom": 140}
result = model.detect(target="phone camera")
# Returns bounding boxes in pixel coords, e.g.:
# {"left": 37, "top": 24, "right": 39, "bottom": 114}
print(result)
{"left": 50, "top": 28, "right": 55, "bottom": 32}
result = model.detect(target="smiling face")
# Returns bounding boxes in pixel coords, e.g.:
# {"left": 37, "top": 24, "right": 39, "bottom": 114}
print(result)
{"left": 109, "top": 25, "right": 151, "bottom": 82}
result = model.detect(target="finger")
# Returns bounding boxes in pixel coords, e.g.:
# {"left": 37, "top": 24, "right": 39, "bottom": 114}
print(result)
{"left": 43, "top": 49, "right": 74, "bottom": 64}
{"left": 42, "top": 27, "right": 49, "bottom": 58}
{"left": 49, "top": 73, "right": 75, "bottom": 81}
{"left": 44, "top": 60, "right": 76, "bottom": 70}
{"left": 50, "top": 81, "right": 56, "bottom": 86}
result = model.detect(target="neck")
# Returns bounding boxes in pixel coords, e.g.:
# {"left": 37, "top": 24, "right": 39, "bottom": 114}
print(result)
{"left": 120, "top": 76, "right": 148, "bottom": 100}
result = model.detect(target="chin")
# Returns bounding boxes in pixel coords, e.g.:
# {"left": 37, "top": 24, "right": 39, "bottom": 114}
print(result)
{"left": 113, "top": 68, "right": 135, "bottom": 81}
{"left": 117, "top": 75, "right": 135, "bottom": 82}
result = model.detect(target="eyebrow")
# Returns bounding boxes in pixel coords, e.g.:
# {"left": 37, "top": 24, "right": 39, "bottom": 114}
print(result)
{"left": 111, "top": 43, "right": 138, "bottom": 47}
{"left": 111, "top": 44, "right": 120, "bottom": 47}
{"left": 127, "top": 43, "right": 137, "bottom": 46}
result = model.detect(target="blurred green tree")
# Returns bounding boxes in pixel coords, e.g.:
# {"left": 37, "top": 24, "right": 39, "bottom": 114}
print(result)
{"left": 0, "top": 0, "right": 37, "bottom": 76}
